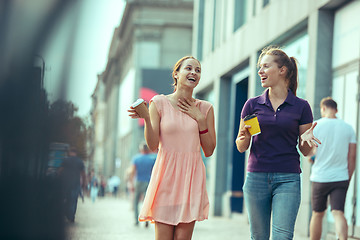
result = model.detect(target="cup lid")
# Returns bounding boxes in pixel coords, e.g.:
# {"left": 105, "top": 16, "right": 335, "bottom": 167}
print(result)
{"left": 244, "top": 114, "right": 257, "bottom": 121}
{"left": 131, "top": 98, "right": 145, "bottom": 108}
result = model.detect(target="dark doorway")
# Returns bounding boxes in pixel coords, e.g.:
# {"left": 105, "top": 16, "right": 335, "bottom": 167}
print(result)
{"left": 230, "top": 78, "right": 248, "bottom": 213}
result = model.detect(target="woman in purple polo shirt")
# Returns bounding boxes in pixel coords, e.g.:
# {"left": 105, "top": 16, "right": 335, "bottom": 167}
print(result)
{"left": 236, "top": 46, "right": 320, "bottom": 239}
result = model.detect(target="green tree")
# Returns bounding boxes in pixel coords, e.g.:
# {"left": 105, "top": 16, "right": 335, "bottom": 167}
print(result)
{"left": 48, "top": 100, "right": 87, "bottom": 159}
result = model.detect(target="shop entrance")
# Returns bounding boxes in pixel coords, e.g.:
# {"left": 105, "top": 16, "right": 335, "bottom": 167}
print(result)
{"left": 230, "top": 78, "right": 248, "bottom": 213}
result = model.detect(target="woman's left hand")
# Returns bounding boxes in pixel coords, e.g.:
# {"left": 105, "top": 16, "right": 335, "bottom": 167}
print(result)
{"left": 177, "top": 98, "right": 204, "bottom": 122}
{"left": 300, "top": 122, "right": 321, "bottom": 147}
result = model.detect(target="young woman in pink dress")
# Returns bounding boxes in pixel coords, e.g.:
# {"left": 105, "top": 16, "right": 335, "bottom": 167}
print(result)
{"left": 128, "top": 56, "right": 216, "bottom": 240}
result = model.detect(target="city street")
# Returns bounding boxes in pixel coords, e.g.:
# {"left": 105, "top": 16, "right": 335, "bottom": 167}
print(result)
{"left": 65, "top": 195, "right": 251, "bottom": 240}
{"left": 65, "top": 195, "right": 313, "bottom": 240}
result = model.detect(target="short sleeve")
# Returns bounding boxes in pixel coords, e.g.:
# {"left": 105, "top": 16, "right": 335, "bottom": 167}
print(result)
{"left": 313, "top": 119, "right": 319, "bottom": 136}
{"left": 241, "top": 99, "right": 253, "bottom": 119}
{"left": 198, "top": 100, "right": 213, "bottom": 117}
{"left": 149, "top": 95, "right": 162, "bottom": 117}
{"left": 349, "top": 126, "right": 357, "bottom": 143}
{"left": 299, "top": 100, "right": 313, "bottom": 125}
{"left": 131, "top": 156, "right": 136, "bottom": 165}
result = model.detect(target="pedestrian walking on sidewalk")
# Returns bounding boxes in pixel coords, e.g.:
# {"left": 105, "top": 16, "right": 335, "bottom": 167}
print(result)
{"left": 128, "top": 142, "right": 156, "bottom": 227}
{"left": 309, "top": 97, "right": 357, "bottom": 240}
{"left": 236, "top": 45, "right": 321, "bottom": 239}
{"left": 89, "top": 170, "right": 99, "bottom": 203}
{"left": 108, "top": 174, "right": 121, "bottom": 197}
{"left": 60, "top": 147, "right": 86, "bottom": 223}
{"left": 128, "top": 56, "right": 216, "bottom": 240}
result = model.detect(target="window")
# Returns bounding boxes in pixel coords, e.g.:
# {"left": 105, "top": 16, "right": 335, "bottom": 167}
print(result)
{"left": 234, "top": 0, "right": 247, "bottom": 31}
{"left": 263, "top": 0, "right": 269, "bottom": 7}
{"left": 197, "top": 0, "right": 205, "bottom": 60}
{"left": 253, "top": 0, "right": 256, "bottom": 16}
{"left": 282, "top": 33, "right": 309, "bottom": 99}
{"left": 212, "top": 0, "right": 217, "bottom": 51}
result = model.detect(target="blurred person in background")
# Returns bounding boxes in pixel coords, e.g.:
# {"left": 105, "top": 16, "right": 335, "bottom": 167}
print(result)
{"left": 89, "top": 170, "right": 99, "bottom": 203}
{"left": 99, "top": 175, "right": 107, "bottom": 197}
{"left": 60, "top": 147, "right": 86, "bottom": 223}
{"left": 128, "top": 142, "right": 156, "bottom": 227}
{"left": 128, "top": 56, "right": 216, "bottom": 240}
{"left": 236, "top": 46, "right": 320, "bottom": 239}
{"left": 79, "top": 177, "right": 85, "bottom": 203}
{"left": 309, "top": 97, "right": 357, "bottom": 240}
{"left": 108, "top": 174, "right": 121, "bottom": 197}
{"left": 125, "top": 167, "right": 135, "bottom": 205}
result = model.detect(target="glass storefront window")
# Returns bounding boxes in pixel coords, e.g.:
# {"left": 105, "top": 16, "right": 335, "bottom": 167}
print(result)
{"left": 282, "top": 33, "right": 309, "bottom": 99}
{"left": 332, "top": 1, "right": 360, "bottom": 230}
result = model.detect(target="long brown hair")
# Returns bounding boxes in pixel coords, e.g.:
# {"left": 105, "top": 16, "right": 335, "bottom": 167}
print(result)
{"left": 172, "top": 56, "right": 200, "bottom": 90}
{"left": 257, "top": 45, "right": 299, "bottom": 96}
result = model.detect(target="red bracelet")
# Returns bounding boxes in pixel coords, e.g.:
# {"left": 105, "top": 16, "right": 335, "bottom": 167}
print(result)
{"left": 199, "top": 129, "right": 208, "bottom": 134}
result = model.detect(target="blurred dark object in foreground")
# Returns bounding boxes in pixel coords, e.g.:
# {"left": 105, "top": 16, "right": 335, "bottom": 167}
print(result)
{"left": 0, "top": 0, "right": 74, "bottom": 239}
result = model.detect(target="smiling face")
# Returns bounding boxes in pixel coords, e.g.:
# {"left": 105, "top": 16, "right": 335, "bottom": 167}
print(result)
{"left": 258, "top": 54, "right": 286, "bottom": 89}
{"left": 174, "top": 58, "right": 201, "bottom": 89}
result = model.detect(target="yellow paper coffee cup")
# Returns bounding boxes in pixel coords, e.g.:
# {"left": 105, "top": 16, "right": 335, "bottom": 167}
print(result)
{"left": 244, "top": 114, "right": 261, "bottom": 136}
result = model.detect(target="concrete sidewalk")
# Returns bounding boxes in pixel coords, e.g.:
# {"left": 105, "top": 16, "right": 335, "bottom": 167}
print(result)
{"left": 65, "top": 196, "right": 308, "bottom": 239}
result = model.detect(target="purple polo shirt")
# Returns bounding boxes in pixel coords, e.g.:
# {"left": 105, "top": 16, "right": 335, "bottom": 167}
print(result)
{"left": 241, "top": 89, "right": 313, "bottom": 173}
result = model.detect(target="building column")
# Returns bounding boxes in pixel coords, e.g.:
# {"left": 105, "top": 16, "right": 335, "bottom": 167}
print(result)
{"left": 209, "top": 76, "right": 232, "bottom": 216}
{"left": 306, "top": 9, "right": 334, "bottom": 119}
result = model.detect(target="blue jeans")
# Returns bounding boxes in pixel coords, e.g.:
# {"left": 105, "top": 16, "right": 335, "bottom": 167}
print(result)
{"left": 134, "top": 181, "right": 149, "bottom": 223}
{"left": 64, "top": 187, "right": 80, "bottom": 222}
{"left": 243, "top": 172, "right": 301, "bottom": 240}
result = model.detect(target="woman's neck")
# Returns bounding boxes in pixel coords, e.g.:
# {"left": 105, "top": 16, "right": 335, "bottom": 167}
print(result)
{"left": 268, "top": 85, "right": 288, "bottom": 101}
{"left": 172, "top": 88, "right": 194, "bottom": 100}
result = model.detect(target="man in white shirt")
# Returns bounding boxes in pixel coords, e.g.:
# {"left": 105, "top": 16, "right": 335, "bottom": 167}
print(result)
{"left": 309, "top": 97, "right": 357, "bottom": 240}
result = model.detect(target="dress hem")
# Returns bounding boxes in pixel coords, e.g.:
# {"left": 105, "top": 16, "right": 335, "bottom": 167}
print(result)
{"left": 139, "top": 216, "right": 208, "bottom": 226}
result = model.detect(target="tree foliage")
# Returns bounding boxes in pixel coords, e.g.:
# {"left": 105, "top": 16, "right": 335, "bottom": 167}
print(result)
{"left": 48, "top": 100, "right": 87, "bottom": 159}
